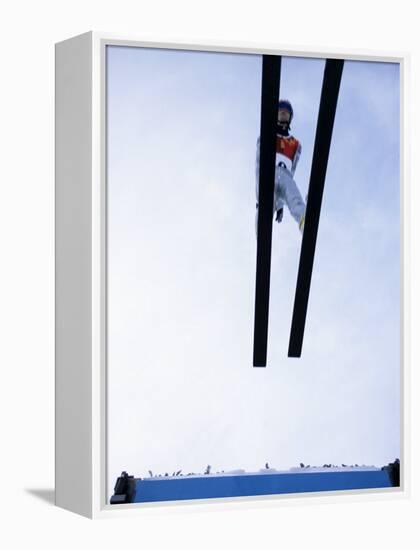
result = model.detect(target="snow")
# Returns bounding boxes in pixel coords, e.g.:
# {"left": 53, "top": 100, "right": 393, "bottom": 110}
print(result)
{"left": 143, "top": 465, "right": 381, "bottom": 480}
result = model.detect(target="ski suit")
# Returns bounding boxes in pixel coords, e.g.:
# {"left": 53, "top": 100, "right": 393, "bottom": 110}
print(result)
{"left": 255, "top": 133, "right": 305, "bottom": 233}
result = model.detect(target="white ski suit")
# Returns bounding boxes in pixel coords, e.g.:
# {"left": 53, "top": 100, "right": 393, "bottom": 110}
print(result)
{"left": 255, "top": 133, "right": 306, "bottom": 233}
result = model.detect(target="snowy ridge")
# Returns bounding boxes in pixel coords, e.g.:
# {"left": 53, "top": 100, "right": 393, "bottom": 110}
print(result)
{"left": 142, "top": 464, "right": 381, "bottom": 481}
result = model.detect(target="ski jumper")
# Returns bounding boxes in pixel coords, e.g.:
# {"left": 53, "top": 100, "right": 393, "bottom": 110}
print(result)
{"left": 255, "top": 133, "right": 306, "bottom": 231}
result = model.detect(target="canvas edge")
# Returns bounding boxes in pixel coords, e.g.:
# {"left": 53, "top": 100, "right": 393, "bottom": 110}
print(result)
{"left": 55, "top": 30, "right": 94, "bottom": 519}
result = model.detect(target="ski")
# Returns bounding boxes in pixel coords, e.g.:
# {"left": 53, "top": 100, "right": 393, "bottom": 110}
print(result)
{"left": 288, "top": 58, "right": 344, "bottom": 358}
{"left": 253, "top": 55, "right": 281, "bottom": 367}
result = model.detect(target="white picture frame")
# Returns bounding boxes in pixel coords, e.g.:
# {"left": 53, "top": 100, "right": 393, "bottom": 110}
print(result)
{"left": 55, "top": 31, "right": 409, "bottom": 519}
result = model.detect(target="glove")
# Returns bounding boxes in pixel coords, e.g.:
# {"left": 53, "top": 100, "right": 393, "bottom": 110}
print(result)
{"left": 275, "top": 208, "right": 283, "bottom": 223}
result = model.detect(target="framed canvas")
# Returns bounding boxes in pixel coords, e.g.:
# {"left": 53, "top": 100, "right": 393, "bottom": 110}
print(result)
{"left": 55, "top": 31, "right": 408, "bottom": 519}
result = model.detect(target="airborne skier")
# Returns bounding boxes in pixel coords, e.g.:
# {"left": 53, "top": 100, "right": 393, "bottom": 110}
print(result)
{"left": 255, "top": 99, "right": 306, "bottom": 234}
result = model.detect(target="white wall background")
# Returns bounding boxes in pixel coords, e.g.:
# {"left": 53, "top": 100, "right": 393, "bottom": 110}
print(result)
{"left": 0, "top": 0, "right": 418, "bottom": 548}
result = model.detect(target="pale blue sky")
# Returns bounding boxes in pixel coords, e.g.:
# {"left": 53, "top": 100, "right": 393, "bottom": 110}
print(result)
{"left": 106, "top": 45, "right": 400, "bottom": 494}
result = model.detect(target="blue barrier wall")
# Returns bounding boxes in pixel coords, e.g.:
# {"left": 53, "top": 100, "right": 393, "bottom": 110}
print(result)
{"left": 130, "top": 470, "right": 394, "bottom": 503}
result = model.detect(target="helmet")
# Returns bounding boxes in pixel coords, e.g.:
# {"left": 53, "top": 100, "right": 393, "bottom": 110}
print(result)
{"left": 278, "top": 99, "right": 294, "bottom": 122}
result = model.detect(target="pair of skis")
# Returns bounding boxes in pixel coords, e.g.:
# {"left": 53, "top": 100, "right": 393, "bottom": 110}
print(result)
{"left": 253, "top": 55, "right": 344, "bottom": 367}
